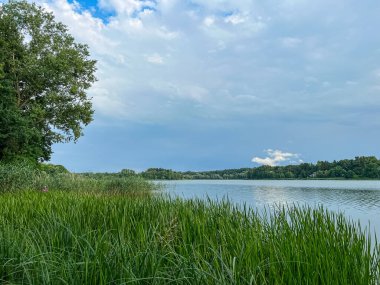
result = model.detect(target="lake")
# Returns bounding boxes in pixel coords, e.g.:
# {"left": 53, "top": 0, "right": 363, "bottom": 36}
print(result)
{"left": 157, "top": 180, "right": 380, "bottom": 238}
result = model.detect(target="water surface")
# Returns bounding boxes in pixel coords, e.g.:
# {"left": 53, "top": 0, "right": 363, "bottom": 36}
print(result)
{"left": 158, "top": 180, "right": 380, "bottom": 237}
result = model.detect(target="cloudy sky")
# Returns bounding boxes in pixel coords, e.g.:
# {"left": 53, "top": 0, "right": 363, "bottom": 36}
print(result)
{"left": 5, "top": 0, "right": 380, "bottom": 172}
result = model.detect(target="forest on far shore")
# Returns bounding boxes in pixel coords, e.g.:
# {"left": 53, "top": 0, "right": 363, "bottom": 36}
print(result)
{"left": 80, "top": 156, "right": 380, "bottom": 180}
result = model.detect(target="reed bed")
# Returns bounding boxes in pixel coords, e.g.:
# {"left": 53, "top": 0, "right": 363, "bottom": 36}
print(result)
{"left": 0, "top": 162, "right": 153, "bottom": 194}
{"left": 0, "top": 190, "right": 379, "bottom": 284}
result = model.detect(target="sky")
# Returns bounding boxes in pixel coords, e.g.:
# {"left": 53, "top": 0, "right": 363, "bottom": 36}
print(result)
{"left": 3, "top": 0, "right": 380, "bottom": 172}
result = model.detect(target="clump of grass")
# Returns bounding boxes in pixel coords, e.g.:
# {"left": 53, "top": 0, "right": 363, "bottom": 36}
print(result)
{"left": 0, "top": 191, "right": 378, "bottom": 284}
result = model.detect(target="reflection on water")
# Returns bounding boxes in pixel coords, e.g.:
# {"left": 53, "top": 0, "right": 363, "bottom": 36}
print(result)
{"left": 159, "top": 180, "right": 380, "bottom": 237}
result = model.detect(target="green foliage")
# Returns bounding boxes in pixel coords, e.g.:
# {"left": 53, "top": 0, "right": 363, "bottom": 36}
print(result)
{"left": 0, "top": 193, "right": 378, "bottom": 284}
{"left": 0, "top": 1, "right": 96, "bottom": 161}
{"left": 0, "top": 64, "right": 44, "bottom": 161}
{"left": 0, "top": 161, "right": 41, "bottom": 191}
{"left": 141, "top": 168, "right": 184, "bottom": 180}
{"left": 38, "top": 163, "right": 69, "bottom": 175}
{"left": 137, "top": 157, "right": 380, "bottom": 180}
{"left": 0, "top": 161, "right": 153, "bottom": 193}
{"left": 120, "top": 168, "right": 136, "bottom": 177}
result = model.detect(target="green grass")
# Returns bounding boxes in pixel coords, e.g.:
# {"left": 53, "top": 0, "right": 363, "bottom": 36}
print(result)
{"left": 0, "top": 190, "right": 379, "bottom": 284}
{"left": 0, "top": 162, "right": 153, "bottom": 194}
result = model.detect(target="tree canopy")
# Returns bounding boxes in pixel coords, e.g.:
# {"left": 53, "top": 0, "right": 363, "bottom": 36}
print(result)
{"left": 133, "top": 157, "right": 380, "bottom": 180}
{"left": 0, "top": 1, "right": 96, "bottom": 162}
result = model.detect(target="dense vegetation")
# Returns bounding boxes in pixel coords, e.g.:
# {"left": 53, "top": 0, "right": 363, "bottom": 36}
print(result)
{"left": 0, "top": 161, "right": 152, "bottom": 194}
{"left": 136, "top": 156, "right": 380, "bottom": 180}
{"left": 0, "top": 191, "right": 379, "bottom": 284}
{"left": 0, "top": 1, "right": 96, "bottom": 162}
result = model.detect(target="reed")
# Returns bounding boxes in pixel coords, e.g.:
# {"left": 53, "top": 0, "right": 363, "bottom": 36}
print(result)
{"left": 0, "top": 190, "right": 378, "bottom": 284}
{"left": 0, "top": 162, "right": 153, "bottom": 194}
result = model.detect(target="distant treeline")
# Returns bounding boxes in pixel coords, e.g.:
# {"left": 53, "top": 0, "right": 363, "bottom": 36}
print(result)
{"left": 81, "top": 156, "right": 380, "bottom": 180}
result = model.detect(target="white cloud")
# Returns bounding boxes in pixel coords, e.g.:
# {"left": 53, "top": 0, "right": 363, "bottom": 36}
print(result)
{"left": 203, "top": 16, "right": 215, "bottom": 27}
{"left": 128, "top": 18, "right": 143, "bottom": 29}
{"left": 98, "top": 0, "right": 156, "bottom": 16}
{"left": 224, "top": 13, "right": 246, "bottom": 25}
{"left": 151, "top": 81, "right": 209, "bottom": 102}
{"left": 252, "top": 149, "right": 302, "bottom": 166}
{"left": 91, "top": 87, "right": 129, "bottom": 118}
{"left": 14, "top": 0, "right": 380, "bottom": 127}
{"left": 155, "top": 26, "right": 179, "bottom": 40}
{"left": 146, "top": 53, "right": 164, "bottom": 64}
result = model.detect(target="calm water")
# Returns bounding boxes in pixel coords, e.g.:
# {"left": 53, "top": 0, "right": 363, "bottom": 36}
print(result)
{"left": 158, "top": 180, "right": 380, "bottom": 237}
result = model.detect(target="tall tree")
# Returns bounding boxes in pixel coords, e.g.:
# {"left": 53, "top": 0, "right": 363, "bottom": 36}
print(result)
{"left": 0, "top": 1, "right": 96, "bottom": 161}
{"left": 0, "top": 64, "right": 44, "bottom": 161}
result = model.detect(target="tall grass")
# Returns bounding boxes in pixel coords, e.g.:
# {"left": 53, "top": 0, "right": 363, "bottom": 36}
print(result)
{"left": 0, "top": 191, "right": 378, "bottom": 284}
{"left": 0, "top": 162, "right": 153, "bottom": 194}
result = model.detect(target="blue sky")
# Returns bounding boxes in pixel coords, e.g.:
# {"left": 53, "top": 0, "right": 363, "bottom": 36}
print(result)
{"left": 5, "top": 0, "right": 380, "bottom": 172}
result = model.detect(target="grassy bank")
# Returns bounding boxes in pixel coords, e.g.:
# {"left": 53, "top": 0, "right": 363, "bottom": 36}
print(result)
{"left": 0, "top": 162, "right": 153, "bottom": 194}
{"left": 0, "top": 190, "right": 379, "bottom": 284}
